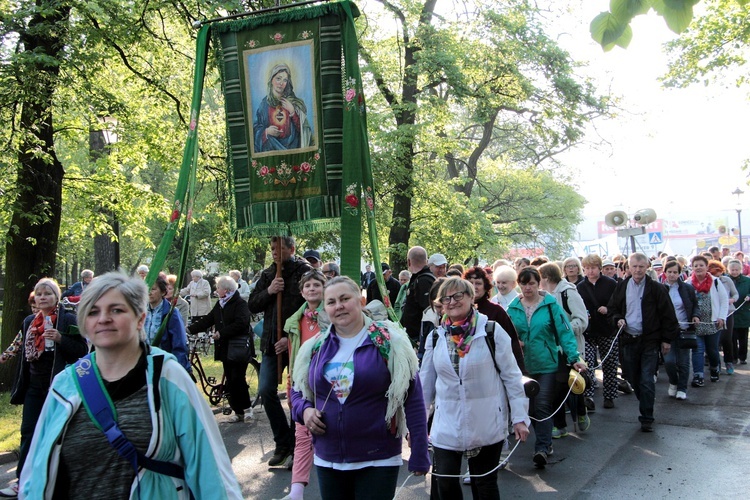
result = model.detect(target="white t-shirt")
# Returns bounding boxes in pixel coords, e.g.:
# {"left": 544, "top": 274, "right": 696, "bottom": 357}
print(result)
{"left": 323, "top": 329, "right": 367, "bottom": 405}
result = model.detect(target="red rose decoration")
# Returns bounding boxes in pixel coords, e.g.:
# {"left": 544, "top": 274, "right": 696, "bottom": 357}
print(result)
{"left": 170, "top": 209, "right": 180, "bottom": 222}
{"left": 345, "top": 194, "right": 358, "bottom": 207}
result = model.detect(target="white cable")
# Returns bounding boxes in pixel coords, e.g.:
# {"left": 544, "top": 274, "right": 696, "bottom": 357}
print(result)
{"left": 393, "top": 440, "right": 523, "bottom": 499}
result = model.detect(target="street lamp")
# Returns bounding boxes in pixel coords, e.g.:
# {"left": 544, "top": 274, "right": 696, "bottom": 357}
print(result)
{"left": 733, "top": 187, "right": 744, "bottom": 252}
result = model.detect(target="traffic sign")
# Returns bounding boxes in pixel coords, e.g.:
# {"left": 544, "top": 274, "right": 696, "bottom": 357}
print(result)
{"left": 648, "top": 232, "right": 662, "bottom": 244}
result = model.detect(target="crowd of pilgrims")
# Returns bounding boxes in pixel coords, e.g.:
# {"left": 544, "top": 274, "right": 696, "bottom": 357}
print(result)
{"left": 1, "top": 238, "right": 747, "bottom": 500}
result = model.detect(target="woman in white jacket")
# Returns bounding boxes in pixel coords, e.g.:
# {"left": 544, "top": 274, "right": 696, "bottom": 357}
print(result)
{"left": 539, "top": 262, "right": 590, "bottom": 437}
{"left": 689, "top": 255, "right": 728, "bottom": 386}
{"left": 420, "top": 277, "right": 529, "bottom": 500}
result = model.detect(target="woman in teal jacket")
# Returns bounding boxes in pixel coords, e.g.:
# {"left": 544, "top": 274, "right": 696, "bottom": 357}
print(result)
{"left": 507, "top": 267, "right": 586, "bottom": 469}
{"left": 20, "top": 273, "right": 242, "bottom": 499}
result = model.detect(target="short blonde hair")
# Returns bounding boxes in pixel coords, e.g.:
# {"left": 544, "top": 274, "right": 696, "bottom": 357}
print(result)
{"left": 437, "top": 277, "right": 475, "bottom": 302}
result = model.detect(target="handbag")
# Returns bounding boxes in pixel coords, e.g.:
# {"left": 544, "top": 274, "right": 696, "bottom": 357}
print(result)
{"left": 547, "top": 305, "right": 572, "bottom": 382}
{"left": 677, "top": 331, "right": 698, "bottom": 350}
{"left": 226, "top": 336, "right": 251, "bottom": 363}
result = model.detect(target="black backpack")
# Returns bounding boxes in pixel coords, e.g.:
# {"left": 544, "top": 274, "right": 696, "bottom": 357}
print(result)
{"left": 432, "top": 320, "right": 501, "bottom": 375}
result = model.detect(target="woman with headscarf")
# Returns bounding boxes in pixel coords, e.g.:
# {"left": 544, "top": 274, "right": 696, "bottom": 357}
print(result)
{"left": 254, "top": 63, "right": 313, "bottom": 152}
{"left": 0, "top": 278, "right": 87, "bottom": 497}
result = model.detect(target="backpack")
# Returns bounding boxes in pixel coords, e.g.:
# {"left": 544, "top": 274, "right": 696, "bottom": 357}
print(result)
{"left": 432, "top": 320, "right": 501, "bottom": 376}
{"left": 72, "top": 354, "right": 191, "bottom": 495}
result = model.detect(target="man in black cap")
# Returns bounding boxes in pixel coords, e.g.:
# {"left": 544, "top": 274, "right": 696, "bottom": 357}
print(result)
{"left": 366, "top": 263, "right": 401, "bottom": 307}
{"left": 303, "top": 249, "right": 322, "bottom": 269}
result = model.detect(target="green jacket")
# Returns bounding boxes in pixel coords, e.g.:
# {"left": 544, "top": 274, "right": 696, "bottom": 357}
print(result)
{"left": 507, "top": 293, "right": 580, "bottom": 375}
{"left": 284, "top": 301, "right": 330, "bottom": 377}
{"left": 730, "top": 274, "right": 750, "bottom": 328}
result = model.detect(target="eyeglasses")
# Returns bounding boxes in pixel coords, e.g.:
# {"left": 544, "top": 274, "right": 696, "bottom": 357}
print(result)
{"left": 564, "top": 265, "right": 578, "bottom": 269}
{"left": 322, "top": 269, "right": 334, "bottom": 275}
{"left": 439, "top": 292, "right": 466, "bottom": 304}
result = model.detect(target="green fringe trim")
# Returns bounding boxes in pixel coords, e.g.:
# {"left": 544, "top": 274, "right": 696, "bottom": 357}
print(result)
{"left": 232, "top": 218, "right": 341, "bottom": 238}
{"left": 209, "top": 0, "right": 360, "bottom": 34}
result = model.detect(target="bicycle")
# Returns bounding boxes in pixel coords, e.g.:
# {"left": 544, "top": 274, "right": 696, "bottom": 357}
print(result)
{"left": 188, "top": 334, "right": 261, "bottom": 413}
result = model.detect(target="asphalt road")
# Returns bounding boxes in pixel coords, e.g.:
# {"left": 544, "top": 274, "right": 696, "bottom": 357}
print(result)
{"left": 2, "top": 363, "right": 749, "bottom": 499}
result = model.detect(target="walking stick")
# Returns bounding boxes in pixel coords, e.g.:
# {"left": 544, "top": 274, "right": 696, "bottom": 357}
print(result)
{"left": 276, "top": 237, "right": 283, "bottom": 385}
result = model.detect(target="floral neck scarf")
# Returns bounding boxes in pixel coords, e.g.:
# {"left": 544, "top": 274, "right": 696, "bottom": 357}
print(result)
{"left": 303, "top": 308, "right": 319, "bottom": 323}
{"left": 442, "top": 309, "right": 478, "bottom": 358}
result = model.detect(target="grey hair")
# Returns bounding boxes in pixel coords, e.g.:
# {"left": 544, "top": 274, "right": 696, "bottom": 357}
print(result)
{"left": 77, "top": 272, "right": 148, "bottom": 340}
{"left": 136, "top": 264, "right": 149, "bottom": 274}
{"left": 228, "top": 270, "right": 241, "bottom": 281}
{"left": 216, "top": 275, "right": 238, "bottom": 292}
{"left": 81, "top": 269, "right": 94, "bottom": 279}
{"left": 324, "top": 276, "right": 361, "bottom": 297}
{"left": 190, "top": 269, "right": 204, "bottom": 278}
{"left": 629, "top": 252, "right": 650, "bottom": 265}
{"left": 326, "top": 262, "right": 341, "bottom": 276}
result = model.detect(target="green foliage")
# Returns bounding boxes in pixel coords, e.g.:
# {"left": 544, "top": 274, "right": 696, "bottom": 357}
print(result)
{"left": 361, "top": 0, "right": 607, "bottom": 264}
{"left": 591, "top": 0, "right": 710, "bottom": 50}
{"left": 662, "top": 0, "right": 750, "bottom": 89}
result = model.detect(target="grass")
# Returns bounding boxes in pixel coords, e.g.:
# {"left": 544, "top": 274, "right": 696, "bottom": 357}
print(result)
{"left": 0, "top": 392, "right": 21, "bottom": 454}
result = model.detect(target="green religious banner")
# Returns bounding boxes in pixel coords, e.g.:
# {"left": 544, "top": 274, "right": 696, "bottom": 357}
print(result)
{"left": 211, "top": 1, "right": 367, "bottom": 280}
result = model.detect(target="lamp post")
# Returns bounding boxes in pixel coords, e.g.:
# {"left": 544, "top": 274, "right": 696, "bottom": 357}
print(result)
{"left": 733, "top": 187, "right": 744, "bottom": 252}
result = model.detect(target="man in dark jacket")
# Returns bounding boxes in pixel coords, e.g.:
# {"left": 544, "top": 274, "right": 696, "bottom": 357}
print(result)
{"left": 400, "top": 246, "right": 435, "bottom": 344}
{"left": 248, "top": 236, "right": 311, "bottom": 465}
{"left": 366, "top": 263, "right": 401, "bottom": 307}
{"left": 607, "top": 252, "right": 679, "bottom": 432}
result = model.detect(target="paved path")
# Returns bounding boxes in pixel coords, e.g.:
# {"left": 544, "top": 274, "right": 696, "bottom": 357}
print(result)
{"left": 2, "top": 363, "right": 749, "bottom": 498}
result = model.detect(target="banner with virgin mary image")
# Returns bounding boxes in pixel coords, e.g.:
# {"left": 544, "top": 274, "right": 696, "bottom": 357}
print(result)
{"left": 211, "top": 0, "right": 369, "bottom": 265}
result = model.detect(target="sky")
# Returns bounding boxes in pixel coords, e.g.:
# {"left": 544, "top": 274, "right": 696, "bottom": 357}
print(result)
{"left": 545, "top": 3, "right": 750, "bottom": 235}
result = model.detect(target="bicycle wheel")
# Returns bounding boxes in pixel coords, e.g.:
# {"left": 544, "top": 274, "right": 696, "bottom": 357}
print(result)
{"left": 247, "top": 358, "right": 262, "bottom": 408}
{"left": 209, "top": 383, "right": 224, "bottom": 406}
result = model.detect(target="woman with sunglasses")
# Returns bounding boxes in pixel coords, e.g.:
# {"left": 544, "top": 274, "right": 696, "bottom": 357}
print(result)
{"left": 280, "top": 269, "right": 330, "bottom": 500}
{"left": 420, "top": 277, "right": 529, "bottom": 499}
{"left": 291, "top": 276, "right": 429, "bottom": 499}
{"left": 506, "top": 267, "right": 585, "bottom": 469}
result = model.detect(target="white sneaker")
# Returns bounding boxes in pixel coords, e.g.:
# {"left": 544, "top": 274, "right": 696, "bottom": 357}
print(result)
{"left": 675, "top": 391, "right": 687, "bottom": 400}
{"left": 463, "top": 471, "right": 471, "bottom": 485}
{"left": 228, "top": 413, "right": 247, "bottom": 423}
{"left": 668, "top": 384, "right": 678, "bottom": 397}
{"left": 244, "top": 407, "right": 254, "bottom": 420}
{"left": 0, "top": 483, "right": 18, "bottom": 498}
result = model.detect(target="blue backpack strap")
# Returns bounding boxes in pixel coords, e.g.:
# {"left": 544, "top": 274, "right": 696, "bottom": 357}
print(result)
{"left": 73, "top": 353, "right": 185, "bottom": 481}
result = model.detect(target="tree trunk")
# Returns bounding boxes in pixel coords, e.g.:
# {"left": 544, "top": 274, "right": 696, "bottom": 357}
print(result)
{"left": 94, "top": 231, "right": 118, "bottom": 275}
{"left": 0, "top": 3, "right": 71, "bottom": 389}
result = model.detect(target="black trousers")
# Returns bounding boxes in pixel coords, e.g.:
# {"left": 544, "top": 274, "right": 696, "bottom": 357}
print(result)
{"left": 223, "top": 360, "right": 251, "bottom": 414}
{"left": 432, "top": 441, "right": 503, "bottom": 500}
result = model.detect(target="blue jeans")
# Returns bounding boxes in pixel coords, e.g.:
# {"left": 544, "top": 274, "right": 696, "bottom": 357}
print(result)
{"left": 691, "top": 333, "right": 720, "bottom": 377}
{"left": 259, "top": 352, "right": 292, "bottom": 449}
{"left": 620, "top": 340, "right": 659, "bottom": 423}
{"left": 317, "top": 465, "right": 400, "bottom": 500}
{"left": 663, "top": 341, "right": 690, "bottom": 392}
{"left": 529, "top": 372, "right": 558, "bottom": 453}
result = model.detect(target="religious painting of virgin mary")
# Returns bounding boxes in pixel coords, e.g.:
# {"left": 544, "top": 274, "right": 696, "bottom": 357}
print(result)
{"left": 246, "top": 41, "right": 318, "bottom": 157}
